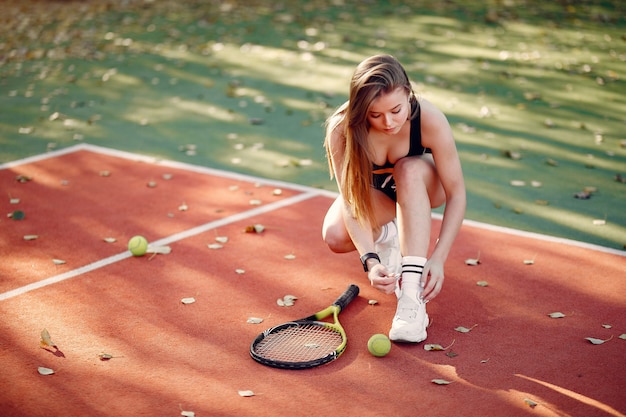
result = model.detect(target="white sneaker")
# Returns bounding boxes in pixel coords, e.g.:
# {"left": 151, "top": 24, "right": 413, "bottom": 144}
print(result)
{"left": 375, "top": 220, "right": 401, "bottom": 276}
{"left": 389, "top": 291, "right": 428, "bottom": 343}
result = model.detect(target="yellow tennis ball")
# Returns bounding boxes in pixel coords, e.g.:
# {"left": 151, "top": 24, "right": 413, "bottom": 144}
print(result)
{"left": 368, "top": 333, "right": 391, "bottom": 357}
{"left": 128, "top": 235, "right": 148, "bottom": 256}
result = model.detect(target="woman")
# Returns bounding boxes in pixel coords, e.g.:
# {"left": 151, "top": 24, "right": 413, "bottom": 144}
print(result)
{"left": 322, "top": 55, "right": 466, "bottom": 343}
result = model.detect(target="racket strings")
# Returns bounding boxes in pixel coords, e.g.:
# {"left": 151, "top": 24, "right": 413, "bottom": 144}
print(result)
{"left": 254, "top": 323, "right": 343, "bottom": 363}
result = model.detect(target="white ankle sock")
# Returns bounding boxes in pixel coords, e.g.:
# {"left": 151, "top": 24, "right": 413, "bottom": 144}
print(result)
{"left": 401, "top": 256, "right": 427, "bottom": 295}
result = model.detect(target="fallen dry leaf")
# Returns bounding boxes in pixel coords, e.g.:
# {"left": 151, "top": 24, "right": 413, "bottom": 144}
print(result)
{"left": 40, "top": 328, "right": 56, "bottom": 348}
{"left": 37, "top": 367, "right": 55, "bottom": 375}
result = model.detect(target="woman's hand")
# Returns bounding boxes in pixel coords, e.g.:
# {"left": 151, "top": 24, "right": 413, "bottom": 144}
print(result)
{"left": 420, "top": 258, "right": 445, "bottom": 302}
{"left": 368, "top": 263, "right": 399, "bottom": 295}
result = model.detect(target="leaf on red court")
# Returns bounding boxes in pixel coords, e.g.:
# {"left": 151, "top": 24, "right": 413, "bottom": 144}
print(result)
{"left": 431, "top": 379, "right": 452, "bottom": 385}
{"left": 548, "top": 312, "right": 566, "bottom": 318}
{"left": 235, "top": 269, "right": 245, "bottom": 275}
{"left": 247, "top": 317, "right": 264, "bottom": 324}
{"left": 619, "top": 334, "right": 626, "bottom": 340}
{"left": 40, "top": 329, "right": 56, "bottom": 348}
{"left": 9, "top": 197, "right": 20, "bottom": 204}
{"left": 208, "top": 243, "right": 223, "bottom": 250}
{"left": 455, "top": 324, "right": 478, "bottom": 333}
{"left": 103, "top": 237, "right": 116, "bottom": 243}
{"left": 99, "top": 353, "right": 114, "bottom": 361}
{"left": 178, "top": 202, "right": 188, "bottom": 211}
{"left": 277, "top": 295, "right": 298, "bottom": 307}
{"left": 245, "top": 224, "right": 265, "bottom": 233}
{"left": 284, "top": 253, "right": 296, "bottom": 260}
{"left": 424, "top": 339, "right": 455, "bottom": 351}
{"left": 368, "top": 299, "right": 378, "bottom": 305}
{"left": 465, "top": 252, "right": 481, "bottom": 266}
{"left": 585, "top": 335, "right": 613, "bottom": 345}
{"left": 52, "top": 259, "right": 66, "bottom": 265}
{"left": 215, "top": 236, "right": 229, "bottom": 244}
{"left": 15, "top": 175, "right": 32, "bottom": 183}
{"left": 146, "top": 245, "right": 171, "bottom": 255}
{"left": 37, "top": 366, "right": 55, "bottom": 375}
{"left": 601, "top": 324, "right": 612, "bottom": 329}
{"left": 181, "top": 297, "right": 196, "bottom": 305}
{"left": 524, "top": 398, "right": 538, "bottom": 408}
{"left": 10, "top": 210, "right": 25, "bottom": 220}
{"left": 180, "top": 411, "right": 195, "bottom": 417}
{"left": 476, "top": 281, "right": 489, "bottom": 287}
{"left": 238, "top": 390, "right": 255, "bottom": 397}
{"left": 24, "top": 235, "right": 39, "bottom": 241}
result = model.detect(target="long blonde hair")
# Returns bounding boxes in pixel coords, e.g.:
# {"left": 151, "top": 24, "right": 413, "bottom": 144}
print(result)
{"left": 324, "top": 54, "right": 418, "bottom": 226}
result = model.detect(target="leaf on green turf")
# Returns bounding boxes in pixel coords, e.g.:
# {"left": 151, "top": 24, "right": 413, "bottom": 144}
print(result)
{"left": 510, "top": 180, "right": 526, "bottom": 187}
{"left": 548, "top": 312, "right": 566, "bottom": 318}
{"left": 504, "top": 150, "right": 522, "bottom": 160}
{"left": 431, "top": 379, "right": 451, "bottom": 385}
{"left": 40, "top": 329, "right": 56, "bottom": 348}
{"left": 455, "top": 324, "right": 478, "bottom": 333}
{"left": 38, "top": 366, "right": 55, "bottom": 375}
{"left": 585, "top": 335, "right": 613, "bottom": 345}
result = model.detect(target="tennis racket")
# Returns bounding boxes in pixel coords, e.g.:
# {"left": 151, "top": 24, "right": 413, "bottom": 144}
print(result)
{"left": 250, "top": 284, "right": 360, "bottom": 369}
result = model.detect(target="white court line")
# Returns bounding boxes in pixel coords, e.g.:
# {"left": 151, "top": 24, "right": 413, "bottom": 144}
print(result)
{"left": 0, "top": 190, "right": 319, "bottom": 301}
{"left": 1, "top": 144, "right": 623, "bottom": 302}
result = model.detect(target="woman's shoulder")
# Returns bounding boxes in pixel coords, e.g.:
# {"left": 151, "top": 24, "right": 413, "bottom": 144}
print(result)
{"left": 418, "top": 98, "right": 450, "bottom": 130}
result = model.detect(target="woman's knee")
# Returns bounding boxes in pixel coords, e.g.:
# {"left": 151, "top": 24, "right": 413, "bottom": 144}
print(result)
{"left": 394, "top": 156, "right": 445, "bottom": 206}
{"left": 322, "top": 222, "right": 352, "bottom": 253}
{"left": 394, "top": 156, "right": 434, "bottom": 184}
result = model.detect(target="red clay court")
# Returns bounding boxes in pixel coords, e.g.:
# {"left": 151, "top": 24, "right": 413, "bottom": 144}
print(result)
{"left": 1, "top": 144, "right": 624, "bottom": 417}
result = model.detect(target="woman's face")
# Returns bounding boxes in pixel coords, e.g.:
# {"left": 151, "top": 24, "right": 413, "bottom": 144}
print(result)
{"left": 366, "top": 87, "right": 410, "bottom": 135}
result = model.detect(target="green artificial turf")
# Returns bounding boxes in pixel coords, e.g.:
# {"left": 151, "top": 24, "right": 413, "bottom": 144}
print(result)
{"left": 1, "top": 0, "right": 624, "bottom": 250}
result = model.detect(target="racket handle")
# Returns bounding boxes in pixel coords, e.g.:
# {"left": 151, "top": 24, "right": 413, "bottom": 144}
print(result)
{"left": 333, "top": 284, "right": 360, "bottom": 312}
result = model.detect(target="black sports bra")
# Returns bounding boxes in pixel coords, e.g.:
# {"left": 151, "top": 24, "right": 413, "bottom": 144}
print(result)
{"left": 372, "top": 106, "right": 427, "bottom": 172}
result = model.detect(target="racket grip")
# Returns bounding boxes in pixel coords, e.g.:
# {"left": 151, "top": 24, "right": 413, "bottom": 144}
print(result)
{"left": 333, "top": 284, "right": 360, "bottom": 312}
